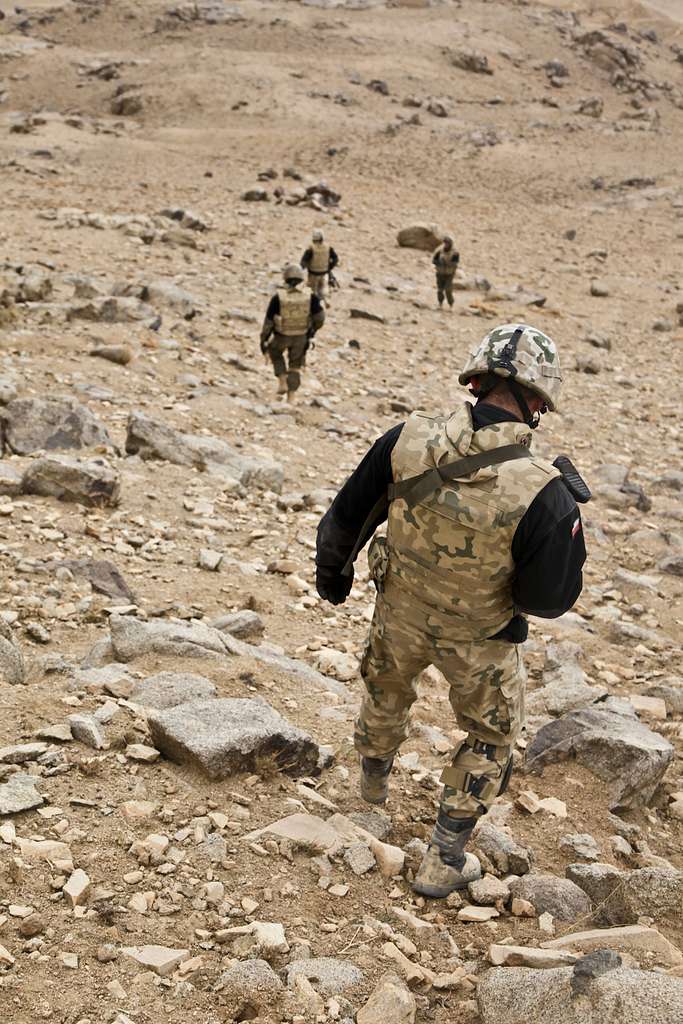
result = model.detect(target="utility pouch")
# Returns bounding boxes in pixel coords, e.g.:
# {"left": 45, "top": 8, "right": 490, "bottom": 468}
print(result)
{"left": 367, "top": 534, "right": 389, "bottom": 593}
{"left": 553, "top": 455, "right": 591, "bottom": 503}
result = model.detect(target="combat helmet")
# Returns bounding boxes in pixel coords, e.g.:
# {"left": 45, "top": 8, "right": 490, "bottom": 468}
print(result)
{"left": 459, "top": 322, "right": 562, "bottom": 419}
{"left": 312, "top": 229, "right": 324, "bottom": 242}
{"left": 283, "top": 262, "right": 305, "bottom": 284}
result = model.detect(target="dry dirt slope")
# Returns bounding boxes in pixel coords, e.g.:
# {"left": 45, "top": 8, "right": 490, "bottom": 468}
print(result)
{"left": 0, "top": 0, "right": 682, "bottom": 1022}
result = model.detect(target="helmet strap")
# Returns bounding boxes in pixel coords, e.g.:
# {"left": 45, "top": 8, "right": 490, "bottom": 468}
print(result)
{"left": 508, "top": 378, "right": 540, "bottom": 430}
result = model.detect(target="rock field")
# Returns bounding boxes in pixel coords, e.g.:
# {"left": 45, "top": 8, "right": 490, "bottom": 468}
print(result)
{"left": 0, "top": 0, "right": 682, "bottom": 1021}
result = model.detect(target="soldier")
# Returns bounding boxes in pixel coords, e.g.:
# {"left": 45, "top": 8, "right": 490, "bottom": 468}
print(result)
{"left": 260, "top": 264, "right": 325, "bottom": 403}
{"left": 315, "top": 324, "right": 587, "bottom": 897}
{"left": 432, "top": 235, "right": 460, "bottom": 309}
{"left": 301, "top": 229, "right": 339, "bottom": 304}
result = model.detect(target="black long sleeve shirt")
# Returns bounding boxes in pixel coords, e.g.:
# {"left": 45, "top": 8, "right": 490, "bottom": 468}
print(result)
{"left": 316, "top": 404, "right": 586, "bottom": 639}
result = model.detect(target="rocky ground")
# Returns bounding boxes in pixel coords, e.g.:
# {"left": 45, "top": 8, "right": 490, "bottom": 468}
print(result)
{"left": 1, "top": 0, "right": 683, "bottom": 1021}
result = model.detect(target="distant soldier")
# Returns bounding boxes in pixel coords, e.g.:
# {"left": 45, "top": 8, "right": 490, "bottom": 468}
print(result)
{"left": 301, "top": 229, "right": 339, "bottom": 304}
{"left": 260, "top": 264, "right": 325, "bottom": 403}
{"left": 432, "top": 235, "right": 460, "bottom": 309}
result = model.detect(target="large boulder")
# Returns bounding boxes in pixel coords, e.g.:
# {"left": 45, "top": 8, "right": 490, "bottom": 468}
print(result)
{"left": 508, "top": 874, "right": 591, "bottom": 923}
{"left": 568, "top": 863, "right": 683, "bottom": 927}
{"left": 525, "top": 706, "right": 673, "bottom": 810}
{"left": 130, "top": 672, "right": 217, "bottom": 710}
{"left": 396, "top": 223, "right": 444, "bottom": 252}
{"left": 477, "top": 957, "right": 683, "bottom": 1024}
{"left": 147, "top": 697, "right": 319, "bottom": 779}
{"left": 125, "top": 412, "right": 283, "bottom": 491}
{"left": 110, "top": 615, "right": 229, "bottom": 662}
{"left": 21, "top": 456, "right": 120, "bottom": 507}
{"left": 1, "top": 397, "right": 111, "bottom": 455}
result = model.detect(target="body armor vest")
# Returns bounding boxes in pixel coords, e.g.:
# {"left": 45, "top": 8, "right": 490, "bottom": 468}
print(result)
{"left": 434, "top": 245, "right": 458, "bottom": 273}
{"left": 275, "top": 287, "right": 310, "bottom": 336}
{"left": 386, "top": 404, "right": 560, "bottom": 641}
{"left": 310, "top": 242, "right": 331, "bottom": 274}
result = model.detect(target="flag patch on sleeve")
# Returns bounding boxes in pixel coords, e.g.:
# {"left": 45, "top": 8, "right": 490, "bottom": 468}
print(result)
{"left": 572, "top": 517, "right": 581, "bottom": 538}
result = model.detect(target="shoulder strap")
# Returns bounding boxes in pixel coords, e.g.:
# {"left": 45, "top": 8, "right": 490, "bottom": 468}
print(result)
{"left": 389, "top": 443, "right": 530, "bottom": 509}
{"left": 340, "top": 443, "right": 530, "bottom": 577}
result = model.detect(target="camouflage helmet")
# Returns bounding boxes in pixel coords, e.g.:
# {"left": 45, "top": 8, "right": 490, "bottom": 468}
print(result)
{"left": 443, "top": 234, "right": 453, "bottom": 246}
{"left": 312, "top": 229, "right": 324, "bottom": 242}
{"left": 283, "top": 262, "right": 304, "bottom": 284}
{"left": 459, "top": 322, "right": 562, "bottom": 411}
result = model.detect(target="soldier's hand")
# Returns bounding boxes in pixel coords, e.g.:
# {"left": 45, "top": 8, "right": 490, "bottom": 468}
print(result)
{"left": 316, "top": 567, "right": 353, "bottom": 605}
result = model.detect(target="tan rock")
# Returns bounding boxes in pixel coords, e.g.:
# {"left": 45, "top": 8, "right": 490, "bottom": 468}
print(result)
{"left": 121, "top": 944, "right": 190, "bottom": 977}
{"left": 458, "top": 905, "right": 500, "bottom": 923}
{"left": 516, "top": 790, "right": 542, "bottom": 814}
{"left": 125, "top": 744, "right": 160, "bottom": 763}
{"left": 243, "top": 812, "right": 343, "bottom": 854}
{"left": 543, "top": 924, "right": 683, "bottom": 967}
{"left": 629, "top": 694, "right": 667, "bottom": 720}
{"left": 357, "top": 970, "right": 416, "bottom": 1024}
{"left": 63, "top": 868, "right": 91, "bottom": 908}
{"left": 382, "top": 941, "right": 435, "bottom": 988}
{"left": 489, "top": 943, "right": 577, "bottom": 968}
{"left": 0, "top": 943, "right": 15, "bottom": 965}
{"left": 537, "top": 797, "right": 567, "bottom": 818}
{"left": 16, "top": 838, "right": 73, "bottom": 873}
{"left": 120, "top": 800, "right": 157, "bottom": 823}
{"left": 511, "top": 897, "right": 536, "bottom": 917}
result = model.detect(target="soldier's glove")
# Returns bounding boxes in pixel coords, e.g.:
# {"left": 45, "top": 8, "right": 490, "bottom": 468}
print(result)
{"left": 260, "top": 337, "right": 270, "bottom": 355}
{"left": 316, "top": 566, "right": 353, "bottom": 605}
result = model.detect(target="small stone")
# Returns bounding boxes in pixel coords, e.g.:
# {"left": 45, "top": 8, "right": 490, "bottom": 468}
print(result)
{"left": 63, "top": 869, "right": 91, "bottom": 908}
{"left": 356, "top": 970, "right": 416, "bottom": 1024}
{"left": 19, "top": 913, "right": 44, "bottom": 937}
{"left": 489, "top": 944, "right": 577, "bottom": 968}
{"left": 468, "top": 874, "right": 510, "bottom": 907}
{"left": 344, "top": 843, "right": 376, "bottom": 876}
{"left": 125, "top": 744, "right": 160, "bottom": 763}
{"left": 457, "top": 905, "right": 500, "bottom": 922}
{"left": 120, "top": 800, "right": 156, "bottom": 823}
{"left": 559, "top": 833, "right": 601, "bottom": 861}
{"left": 0, "top": 944, "right": 15, "bottom": 966}
{"left": 199, "top": 548, "right": 223, "bottom": 572}
{"left": 121, "top": 944, "right": 190, "bottom": 977}
{"left": 0, "top": 773, "right": 44, "bottom": 815}
{"left": 511, "top": 897, "right": 536, "bottom": 917}
{"left": 68, "top": 714, "right": 107, "bottom": 750}
{"left": 16, "top": 838, "right": 73, "bottom": 873}
{"left": 539, "top": 912, "right": 555, "bottom": 935}
{"left": 590, "top": 280, "right": 609, "bottom": 297}
{"left": 537, "top": 797, "right": 567, "bottom": 818}
{"left": 60, "top": 952, "right": 79, "bottom": 969}
{"left": 97, "top": 944, "right": 118, "bottom": 963}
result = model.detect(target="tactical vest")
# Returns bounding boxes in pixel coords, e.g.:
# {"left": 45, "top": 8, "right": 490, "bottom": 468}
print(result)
{"left": 434, "top": 245, "right": 458, "bottom": 273}
{"left": 275, "top": 287, "right": 310, "bottom": 336}
{"left": 309, "top": 242, "right": 331, "bottom": 274}
{"left": 385, "top": 404, "right": 560, "bottom": 641}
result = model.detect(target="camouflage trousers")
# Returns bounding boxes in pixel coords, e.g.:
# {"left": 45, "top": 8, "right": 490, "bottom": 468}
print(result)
{"left": 308, "top": 271, "right": 327, "bottom": 301}
{"left": 268, "top": 334, "right": 307, "bottom": 392}
{"left": 355, "top": 587, "right": 525, "bottom": 820}
{"left": 436, "top": 271, "right": 455, "bottom": 307}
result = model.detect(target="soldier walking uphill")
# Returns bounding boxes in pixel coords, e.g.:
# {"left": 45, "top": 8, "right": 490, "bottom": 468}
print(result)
{"left": 301, "top": 229, "right": 339, "bottom": 304}
{"left": 261, "top": 264, "right": 325, "bottom": 404}
{"left": 433, "top": 235, "right": 460, "bottom": 309}
{"left": 315, "top": 324, "right": 588, "bottom": 897}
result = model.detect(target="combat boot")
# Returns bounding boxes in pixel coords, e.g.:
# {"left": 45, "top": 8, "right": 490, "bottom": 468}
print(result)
{"left": 277, "top": 375, "right": 287, "bottom": 396}
{"left": 360, "top": 755, "right": 394, "bottom": 805}
{"left": 413, "top": 813, "right": 481, "bottom": 898}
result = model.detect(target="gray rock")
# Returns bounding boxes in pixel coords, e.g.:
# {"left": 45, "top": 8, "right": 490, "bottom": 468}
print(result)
{"left": 110, "top": 615, "right": 229, "bottom": 662}
{"left": 209, "top": 610, "right": 265, "bottom": 639}
{"left": 525, "top": 707, "right": 673, "bottom": 811}
{"left": 473, "top": 823, "right": 534, "bottom": 876}
{"left": 90, "top": 344, "right": 133, "bottom": 366}
{"left": 570, "top": 950, "right": 621, "bottom": 997}
{"left": 130, "top": 672, "right": 217, "bottom": 710}
{"left": 509, "top": 874, "right": 591, "bottom": 923}
{"left": 529, "top": 641, "right": 606, "bottom": 716}
{"left": 0, "top": 463, "right": 23, "bottom": 496}
{"left": 69, "top": 714, "right": 107, "bottom": 750}
{"left": 142, "top": 280, "right": 199, "bottom": 317}
{"left": 22, "top": 455, "right": 120, "bottom": 508}
{"left": 2, "top": 397, "right": 111, "bottom": 455}
{"left": 286, "top": 958, "right": 364, "bottom": 997}
{"left": 0, "top": 620, "right": 25, "bottom": 685}
{"left": 357, "top": 972, "right": 416, "bottom": 1024}
{"left": 645, "top": 679, "right": 683, "bottom": 714}
{"left": 68, "top": 296, "right": 156, "bottom": 324}
{"left": 0, "top": 742, "right": 48, "bottom": 764}
{"left": 344, "top": 842, "right": 376, "bottom": 876}
{"left": 0, "top": 773, "right": 44, "bottom": 815}
{"left": 218, "top": 958, "right": 283, "bottom": 1015}
{"left": 125, "top": 412, "right": 283, "bottom": 492}
{"left": 221, "top": 632, "right": 350, "bottom": 699}
{"left": 347, "top": 811, "right": 392, "bottom": 841}
{"left": 147, "top": 698, "right": 320, "bottom": 779}
{"left": 559, "top": 834, "right": 601, "bottom": 861}
{"left": 477, "top": 963, "right": 683, "bottom": 1024}
{"left": 396, "top": 223, "right": 443, "bottom": 251}
{"left": 566, "top": 863, "right": 623, "bottom": 913}
{"left": 57, "top": 559, "right": 136, "bottom": 603}
{"left": 447, "top": 48, "right": 493, "bottom": 74}
{"left": 659, "top": 554, "right": 683, "bottom": 577}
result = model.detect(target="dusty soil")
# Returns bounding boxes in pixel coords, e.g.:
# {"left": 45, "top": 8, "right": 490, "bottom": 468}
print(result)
{"left": 0, "top": 0, "right": 682, "bottom": 1021}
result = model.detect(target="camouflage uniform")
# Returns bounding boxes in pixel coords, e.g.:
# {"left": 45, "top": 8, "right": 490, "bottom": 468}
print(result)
{"left": 432, "top": 242, "right": 460, "bottom": 308}
{"left": 355, "top": 402, "right": 560, "bottom": 820}
{"left": 307, "top": 242, "right": 331, "bottom": 300}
